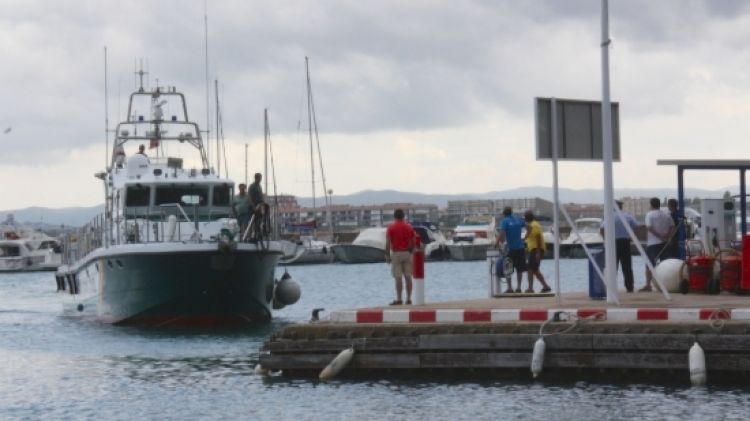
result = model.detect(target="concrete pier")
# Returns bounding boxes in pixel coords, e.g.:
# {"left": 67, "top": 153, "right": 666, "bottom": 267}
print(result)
{"left": 260, "top": 292, "right": 750, "bottom": 383}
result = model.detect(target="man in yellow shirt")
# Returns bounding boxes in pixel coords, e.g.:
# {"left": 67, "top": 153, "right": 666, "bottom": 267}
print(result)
{"left": 524, "top": 210, "right": 552, "bottom": 293}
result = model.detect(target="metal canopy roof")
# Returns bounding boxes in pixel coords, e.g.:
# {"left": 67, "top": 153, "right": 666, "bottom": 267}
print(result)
{"left": 657, "top": 159, "right": 749, "bottom": 245}
{"left": 657, "top": 159, "right": 750, "bottom": 169}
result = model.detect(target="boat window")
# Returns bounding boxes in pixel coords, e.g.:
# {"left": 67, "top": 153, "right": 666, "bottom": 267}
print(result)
{"left": 125, "top": 185, "right": 151, "bottom": 207}
{"left": 213, "top": 184, "right": 231, "bottom": 206}
{"left": 155, "top": 185, "right": 209, "bottom": 207}
{"left": 0, "top": 245, "right": 21, "bottom": 256}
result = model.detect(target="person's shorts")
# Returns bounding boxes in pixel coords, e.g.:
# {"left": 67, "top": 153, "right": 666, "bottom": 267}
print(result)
{"left": 527, "top": 249, "right": 542, "bottom": 272}
{"left": 390, "top": 250, "right": 412, "bottom": 278}
{"left": 646, "top": 243, "right": 666, "bottom": 265}
{"left": 508, "top": 248, "right": 527, "bottom": 272}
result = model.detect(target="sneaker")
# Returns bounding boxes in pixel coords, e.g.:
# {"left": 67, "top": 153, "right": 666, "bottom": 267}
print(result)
{"left": 540, "top": 287, "right": 551, "bottom": 293}
{"left": 405, "top": 299, "right": 412, "bottom": 305}
{"left": 504, "top": 288, "right": 514, "bottom": 294}
{"left": 638, "top": 286, "right": 652, "bottom": 292}
{"left": 389, "top": 299, "right": 403, "bottom": 305}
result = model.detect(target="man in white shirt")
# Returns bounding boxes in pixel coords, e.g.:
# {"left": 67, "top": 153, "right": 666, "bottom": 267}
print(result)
{"left": 641, "top": 197, "right": 674, "bottom": 292}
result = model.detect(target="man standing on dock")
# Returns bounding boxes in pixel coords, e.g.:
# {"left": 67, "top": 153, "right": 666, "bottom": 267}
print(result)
{"left": 642, "top": 197, "right": 674, "bottom": 292}
{"left": 385, "top": 209, "right": 415, "bottom": 305}
{"left": 524, "top": 210, "right": 551, "bottom": 293}
{"left": 600, "top": 200, "right": 638, "bottom": 292}
{"left": 496, "top": 207, "right": 527, "bottom": 293}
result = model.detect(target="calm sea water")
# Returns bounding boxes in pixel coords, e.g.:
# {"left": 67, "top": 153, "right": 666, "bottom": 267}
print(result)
{"left": 1, "top": 258, "right": 749, "bottom": 420}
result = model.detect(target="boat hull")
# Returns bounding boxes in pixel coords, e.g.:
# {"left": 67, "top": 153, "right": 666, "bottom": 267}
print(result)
{"left": 330, "top": 244, "right": 385, "bottom": 264}
{"left": 446, "top": 243, "right": 491, "bottom": 261}
{"left": 58, "top": 243, "right": 281, "bottom": 326}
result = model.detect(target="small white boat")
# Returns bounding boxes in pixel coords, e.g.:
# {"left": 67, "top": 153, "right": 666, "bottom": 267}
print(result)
{"left": 560, "top": 217, "right": 603, "bottom": 258}
{"left": 0, "top": 228, "right": 62, "bottom": 272}
{"left": 280, "top": 236, "right": 333, "bottom": 265}
{"left": 413, "top": 222, "right": 449, "bottom": 260}
{"left": 446, "top": 216, "right": 496, "bottom": 261}
{"left": 331, "top": 228, "right": 386, "bottom": 264}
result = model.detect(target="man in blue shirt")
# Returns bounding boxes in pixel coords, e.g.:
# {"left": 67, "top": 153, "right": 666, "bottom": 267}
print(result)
{"left": 600, "top": 200, "right": 639, "bottom": 292}
{"left": 496, "top": 206, "right": 527, "bottom": 293}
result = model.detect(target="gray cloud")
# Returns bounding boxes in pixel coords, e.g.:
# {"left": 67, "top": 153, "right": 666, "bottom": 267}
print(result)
{"left": 2, "top": 0, "right": 749, "bottom": 165}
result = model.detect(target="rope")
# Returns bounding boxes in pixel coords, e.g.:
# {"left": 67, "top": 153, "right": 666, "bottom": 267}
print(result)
{"left": 538, "top": 310, "right": 606, "bottom": 337}
{"left": 707, "top": 308, "right": 731, "bottom": 332}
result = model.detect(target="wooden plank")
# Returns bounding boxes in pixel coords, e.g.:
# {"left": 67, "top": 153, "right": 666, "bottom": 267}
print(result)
{"left": 418, "top": 334, "right": 592, "bottom": 351}
{"left": 260, "top": 354, "right": 332, "bottom": 370}
{"left": 593, "top": 334, "right": 694, "bottom": 351}
{"left": 354, "top": 354, "right": 421, "bottom": 369}
{"left": 421, "top": 352, "right": 530, "bottom": 368}
{"left": 697, "top": 335, "right": 750, "bottom": 352}
{"left": 268, "top": 337, "right": 419, "bottom": 353}
{"left": 593, "top": 353, "right": 687, "bottom": 369}
{"left": 706, "top": 354, "right": 750, "bottom": 371}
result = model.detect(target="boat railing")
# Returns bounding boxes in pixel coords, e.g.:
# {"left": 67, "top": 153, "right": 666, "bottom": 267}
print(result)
{"left": 59, "top": 206, "right": 241, "bottom": 264}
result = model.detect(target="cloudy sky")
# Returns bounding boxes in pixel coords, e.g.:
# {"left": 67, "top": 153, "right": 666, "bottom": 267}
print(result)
{"left": 2, "top": 0, "right": 750, "bottom": 210}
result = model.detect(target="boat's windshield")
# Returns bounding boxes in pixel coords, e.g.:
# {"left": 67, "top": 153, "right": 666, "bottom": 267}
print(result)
{"left": 577, "top": 221, "right": 601, "bottom": 233}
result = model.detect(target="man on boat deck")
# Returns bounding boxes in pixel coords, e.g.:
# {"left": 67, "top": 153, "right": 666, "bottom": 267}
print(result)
{"left": 385, "top": 209, "right": 415, "bottom": 305}
{"left": 523, "top": 210, "right": 551, "bottom": 294}
{"left": 249, "top": 173, "right": 264, "bottom": 211}
{"left": 232, "top": 184, "right": 250, "bottom": 234}
{"left": 137, "top": 144, "right": 147, "bottom": 156}
{"left": 496, "top": 206, "right": 527, "bottom": 293}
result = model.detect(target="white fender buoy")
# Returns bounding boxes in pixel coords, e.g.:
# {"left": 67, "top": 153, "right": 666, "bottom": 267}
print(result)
{"left": 254, "top": 364, "right": 269, "bottom": 376}
{"left": 689, "top": 342, "right": 707, "bottom": 386}
{"left": 531, "top": 337, "right": 546, "bottom": 378}
{"left": 319, "top": 347, "right": 354, "bottom": 381}
{"left": 654, "top": 259, "right": 688, "bottom": 293}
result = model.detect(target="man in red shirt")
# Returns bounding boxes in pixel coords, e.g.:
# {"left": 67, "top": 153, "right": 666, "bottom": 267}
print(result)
{"left": 385, "top": 209, "right": 416, "bottom": 305}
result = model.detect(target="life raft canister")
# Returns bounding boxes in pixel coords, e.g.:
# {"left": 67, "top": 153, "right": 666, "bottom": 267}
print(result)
{"left": 719, "top": 250, "right": 741, "bottom": 293}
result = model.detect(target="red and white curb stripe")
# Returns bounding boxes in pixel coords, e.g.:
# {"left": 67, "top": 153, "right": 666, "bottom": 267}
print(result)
{"left": 329, "top": 308, "right": 750, "bottom": 323}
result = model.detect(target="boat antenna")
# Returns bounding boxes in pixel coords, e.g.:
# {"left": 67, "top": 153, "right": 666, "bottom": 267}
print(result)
{"left": 218, "top": 81, "right": 229, "bottom": 178}
{"left": 203, "top": 0, "right": 211, "bottom": 169}
{"left": 264, "top": 108, "right": 269, "bottom": 194}
{"left": 103, "top": 46, "right": 109, "bottom": 169}
{"left": 306, "top": 56, "right": 316, "bottom": 212}
{"left": 215, "top": 78, "right": 220, "bottom": 176}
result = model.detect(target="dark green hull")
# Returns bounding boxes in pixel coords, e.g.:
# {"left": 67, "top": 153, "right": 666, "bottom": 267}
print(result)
{"left": 62, "top": 245, "right": 281, "bottom": 326}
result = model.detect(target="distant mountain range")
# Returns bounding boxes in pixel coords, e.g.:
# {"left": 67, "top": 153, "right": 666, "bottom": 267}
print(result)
{"left": 1, "top": 186, "right": 736, "bottom": 227}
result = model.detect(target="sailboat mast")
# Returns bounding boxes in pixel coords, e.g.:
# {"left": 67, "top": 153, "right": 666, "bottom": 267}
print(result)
{"left": 306, "top": 56, "right": 316, "bottom": 212}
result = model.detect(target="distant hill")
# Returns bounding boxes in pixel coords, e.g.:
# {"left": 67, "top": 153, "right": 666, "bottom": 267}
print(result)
{"left": 1, "top": 186, "right": 735, "bottom": 227}
{"left": 295, "top": 186, "right": 734, "bottom": 208}
{"left": 0, "top": 205, "right": 104, "bottom": 227}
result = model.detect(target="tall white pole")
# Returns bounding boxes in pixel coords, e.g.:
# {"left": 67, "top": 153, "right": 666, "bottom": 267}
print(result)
{"left": 551, "top": 98, "right": 562, "bottom": 305}
{"left": 601, "top": 0, "right": 619, "bottom": 305}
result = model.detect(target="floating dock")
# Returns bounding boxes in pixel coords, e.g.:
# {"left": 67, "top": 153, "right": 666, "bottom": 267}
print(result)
{"left": 260, "top": 292, "right": 750, "bottom": 383}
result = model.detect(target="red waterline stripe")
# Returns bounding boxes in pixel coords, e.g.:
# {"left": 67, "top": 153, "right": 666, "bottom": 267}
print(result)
{"left": 519, "top": 309, "right": 549, "bottom": 321}
{"left": 578, "top": 308, "right": 607, "bottom": 320}
{"left": 699, "top": 308, "right": 731, "bottom": 320}
{"left": 637, "top": 308, "right": 668, "bottom": 320}
{"left": 463, "top": 309, "right": 492, "bottom": 322}
{"left": 357, "top": 310, "right": 383, "bottom": 323}
{"left": 409, "top": 310, "right": 437, "bottom": 323}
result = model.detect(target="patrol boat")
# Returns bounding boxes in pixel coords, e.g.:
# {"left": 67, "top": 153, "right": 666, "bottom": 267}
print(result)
{"left": 55, "top": 81, "right": 299, "bottom": 326}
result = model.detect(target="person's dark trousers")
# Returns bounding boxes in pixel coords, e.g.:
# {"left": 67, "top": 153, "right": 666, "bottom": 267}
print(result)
{"left": 615, "top": 238, "right": 634, "bottom": 292}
